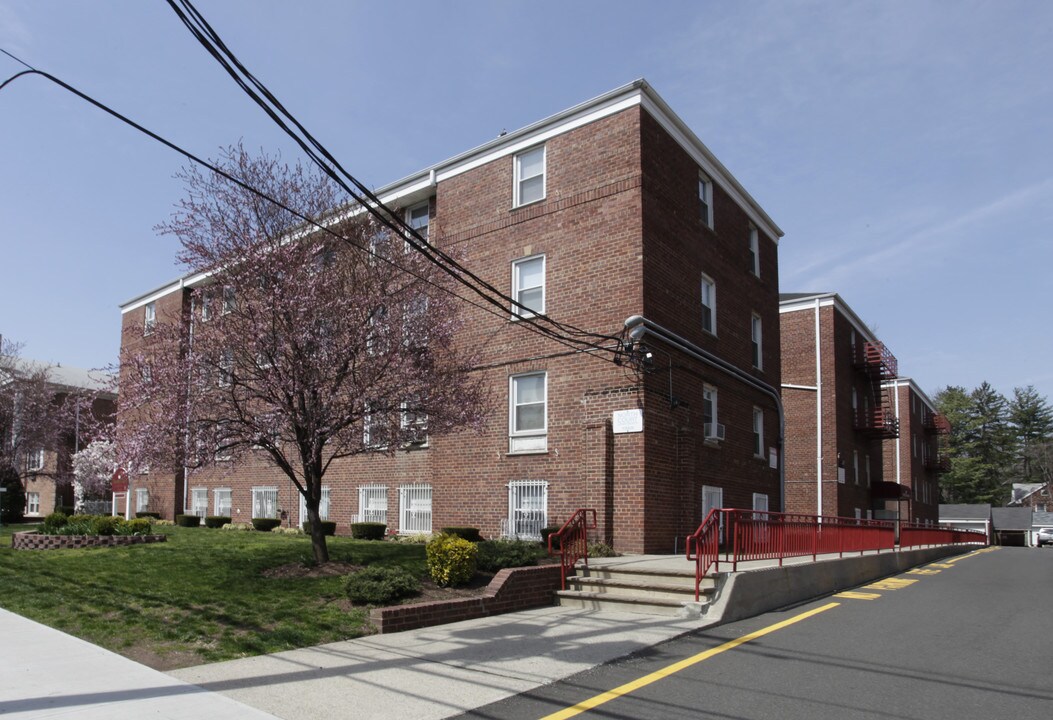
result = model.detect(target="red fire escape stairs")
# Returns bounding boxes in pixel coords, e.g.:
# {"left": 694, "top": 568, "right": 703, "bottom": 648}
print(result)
{"left": 923, "top": 411, "right": 952, "bottom": 473}
{"left": 853, "top": 341, "right": 900, "bottom": 439}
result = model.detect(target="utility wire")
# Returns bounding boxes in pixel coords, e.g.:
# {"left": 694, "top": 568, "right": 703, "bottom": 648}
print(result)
{"left": 165, "top": 0, "right": 625, "bottom": 356}
{"left": 0, "top": 52, "right": 614, "bottom": 364}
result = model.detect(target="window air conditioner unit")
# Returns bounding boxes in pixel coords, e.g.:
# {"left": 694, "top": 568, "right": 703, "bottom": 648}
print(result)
{"left": 704, "top": 423, "right": 726, "bottom": 441}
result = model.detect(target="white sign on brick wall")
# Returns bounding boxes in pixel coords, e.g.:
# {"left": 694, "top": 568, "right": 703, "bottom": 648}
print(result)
{"left": 612, "top": 409, "right": 643, "bottom": 434}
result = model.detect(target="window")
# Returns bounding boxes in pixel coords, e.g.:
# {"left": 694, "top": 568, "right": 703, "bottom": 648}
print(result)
{"left": 400, "top": 396, "right": 428, "bottom": 446}
{"left": 748, "top": 225, "right": 760, "bottom": 277}
{"left": 514, "top": 145, "right": 545, "bottom": 207}
{"left": 753, "top": 407, "right": 764, "bottom": 458}
{"left": 363, "top": 401, "right": 390, "bottom": 449}
{"left": 865, "top": 453, "right": 871, "bottom": 486}
{"left": 135, "top": 488, "right": 149, "bottom": 513}
{"left": 26, "top": 448, "right": 44, "bottom": 472}
{"left": 222, "top": 286, "right": 235, "bottom": 315}
{"left": 506, "top": 480, "right": 547, "bottom": 540}
{"left": 399, "top": 483, "right": 432, "bottom": 534}
{"left": 300, "top": 486, "right": 331, "bottom": 525}
{"left": 25, "top": 492, "right": 40, "bottom": 516}
{"left": 752, "top": 493, "right": 768, "bottom": 513}
{"left": 251, "top": 487, "right": 278, "bottom": 519}
{"left": 406, "top": 202, "right": 429, "bottom": 242}
{"left": 190, "top": 488, "right": 208, "bottom": 517}
{"left": 751, "top": 314, "right": 763, "bottom": 369}
{"left": 700, "top": 274, "right": 716, "bottom": 334}
{"left": 511, "top": 255, "right": 545, "bottom": 318}
{"left": 214, "top": 488, "right": 231, "bottom": 517}
{"left": 402, "top": 296, "right": 429, "bottom": 350}
{"left": 509, "top": 372, "right": 547, "bottom": 453}
{"left": 703, "top": 386, "right": 723, "bottom": 440}
{"left": 366, "top": 305, "right": 390, "bottom": 356}
{"left": 215, "top": 421, "right": 233, "bottom": 461}
{"left": 144, "top": 302, "right": 156, "bottom": 335}
{"left": 702, "top": 485, "right": 724, "bottom": 541}
{"left": 219, "top": 348, "right": 233, "bottom": 387}
{"left": 357, "top": 485, "right": 388, "bottom": 524}
{"left": 698, "top": 172, "right": 713, "bottom": 228}
{"left": 200, "top": 289, "right": 213, "bottom": 321}
{"left": 853, "top": 450, "right": 859, "bottom": 485}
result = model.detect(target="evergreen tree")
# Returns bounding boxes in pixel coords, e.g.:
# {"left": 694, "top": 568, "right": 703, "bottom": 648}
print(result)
{"left": 1008, "top": 385, "right": 1053, "bottom": 482}
{"left": 935, "top": 383, "right": 1014, "bottom": 505}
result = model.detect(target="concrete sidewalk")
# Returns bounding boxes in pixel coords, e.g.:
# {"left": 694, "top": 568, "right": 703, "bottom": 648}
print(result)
{"left": 168, "top": 606, "right": 704, "bottom": 720}
{"left": 0, "top": 607, "right": 279, "bottom": 719}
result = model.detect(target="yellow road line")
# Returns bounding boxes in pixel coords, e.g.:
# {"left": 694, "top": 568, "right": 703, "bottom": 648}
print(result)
{"left": 864, "top": 578, "right": 918, "bottom": 591}
{"left": 907, "top": 568, "right": 941, "bottom": 575}
{"left": 834, "top": 591, "right": 882, "bottom": 600}
{"left": 539, "top": 602, "right": 840, "bottom": 720}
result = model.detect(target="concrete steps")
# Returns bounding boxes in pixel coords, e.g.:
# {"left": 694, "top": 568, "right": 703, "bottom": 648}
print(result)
{"left": 555, "top": 563, "right": 720, "bottom": 618}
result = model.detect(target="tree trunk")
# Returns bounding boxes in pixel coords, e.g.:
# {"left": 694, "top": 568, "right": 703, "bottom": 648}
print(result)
{"left": 303, "top": 489, "right": 330, "bottom": 564}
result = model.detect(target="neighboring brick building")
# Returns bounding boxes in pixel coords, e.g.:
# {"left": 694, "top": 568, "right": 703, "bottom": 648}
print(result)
{"left": 779, "top": 292, "right": 899, "bottom": 519}
{"left": 10, "top": 363, "right": 115, "bottom": 518}
{"left": 880, "top": 378, "right": 949, "bottom": 524}
{"left": 118, "top": 80, "right": 784, "bottom": 553}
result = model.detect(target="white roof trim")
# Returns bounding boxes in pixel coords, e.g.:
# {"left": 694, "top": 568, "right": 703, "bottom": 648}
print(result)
{"left": 779, "top": 293, "right": 880, "bottom": 346}
{"left": 882, "top": 377, "right": 938, "bottom": 415}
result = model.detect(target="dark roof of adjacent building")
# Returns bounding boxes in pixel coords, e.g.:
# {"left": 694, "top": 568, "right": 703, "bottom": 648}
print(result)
{"left": 990, "top": 507, "right": 1034, "bottom": 532}
{"left": 939, "top": 504, "right": 992, "bottom": 521}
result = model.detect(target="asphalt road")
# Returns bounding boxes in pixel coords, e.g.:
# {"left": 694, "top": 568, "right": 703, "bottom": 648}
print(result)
{"left": 455, "top": 546, "right": 1053, "bottom": 720}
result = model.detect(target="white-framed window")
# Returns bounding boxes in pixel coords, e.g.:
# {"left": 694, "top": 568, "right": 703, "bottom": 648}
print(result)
{"left": 865, "top": 453, "right": 871, "bottom": 486}
{"left": 26, "top": 448, "right": 44, "bottom": 472}
{"left": 751, "top": 313, "right": 763, "bottom": 369}
{"left": 509, "top": 372, "right": 547, "bottom": 453}
{"left": 698, "top": 171, "right": 713, "bottom": 228}
{"left": 753, "top": 407, "right": 764, "bottom": 458}
{"left": 251, "top": 487, "right": 278, "bottom": 519}
{"left": 135, "top": 488, "right": 149, "bottom": 513}
{"left": 222, "top": 285, "right": 235, "bottom": 315}
{"left": 703, "top": 386, "right": 723, "bottom": 441}
{"left": 700, "top": 274, "right": 716, "bottom": 335}
{"left": 363, "top": 400, "right": 391, "bottom": 449}
{"left": 200, "top": 288, "right": 213, "bottom": 321}
{"left": 506, "top": 480, "right": 548, "bottom": 540}
{"left": 214, "top": 488, "right": 232, "bottom": 517}
{"left": 144, "top": 302, "right": 156, "bottom": 335}
{"left": 357, "top": 485, "right": 388, "bottom": 524}
{"left": 219, "top": 348, "right": 233, "bottom": 388}
{"left": 299, "top": 486, "right": 331, "bottom": 525}
{"left": 853, "top": 450, "right": 859, "bottom": 485}
{"left": 748, "top": 225, "right": 760, "bottom": 277}
{"left": 400, "top": 396, "right": 428, "bottom": 446}
{"left": 913, "top": 433, "right": 917, "bottom": 458}
{"left": 854, "top": 508, "right": 862, "bottom": 520}
{"left": 406, "top": 201, "right": 429, "bottom": 242}
{"left": 514, "top": 145, "right": 546, "bottom": 207}
{"left": 25, "top": 492, "right": 40, "bottom": 516}
{"left": 702, "top": 485, "right": 724, "bottom": 540}
{"left": 190, "top": 488, "right": 208, "bottom": 517}
{"left": 752, "top": 493, "right": 768, "bottom": 513}
{"left": 399, "top": 483, "right": 432, "bottom": 535}
{"left": 511, "top": 255, "right": 545, "bottom": 318}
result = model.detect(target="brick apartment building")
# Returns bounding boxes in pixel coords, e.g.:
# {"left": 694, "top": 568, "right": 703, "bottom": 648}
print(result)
{"left": 118, "top": 80, "right": 784, "bottom": 553}
{"left": 779, "top": 292, "right": 901, "bottom": 519}
{"left": 880, "top": 378, "right": 950, "bottom": 524}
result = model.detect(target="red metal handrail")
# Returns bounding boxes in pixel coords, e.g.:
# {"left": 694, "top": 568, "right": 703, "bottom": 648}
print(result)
{"left": 686, "top": 508, "right": 722, "bottom": 601}
{"left": 900, "top": 522, "right": 988, "bottom": 549}
{"left": 548, "top": 508, "right": 597, "bottom": 590}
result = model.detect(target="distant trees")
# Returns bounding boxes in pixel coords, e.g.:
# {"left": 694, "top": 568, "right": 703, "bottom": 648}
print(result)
{"left": 935, "top": 382, "right": 1053, "bottom": 505}
{"left": 117, "top": 146, "right": 488, "bottom": 563}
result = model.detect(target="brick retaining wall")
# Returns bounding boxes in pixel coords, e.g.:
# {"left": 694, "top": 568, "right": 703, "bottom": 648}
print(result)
{"left": 369, "top": 564, "right": 564, "bottom": 633}
{"left": 12, "top": 531, "right": 168, "bottom": 550}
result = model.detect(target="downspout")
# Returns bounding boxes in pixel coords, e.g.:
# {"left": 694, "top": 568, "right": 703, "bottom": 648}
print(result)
{"left": 624, "top": 315, "right": 786, "bottom": 511}
{"left": 815, "top": 298, "right": 823, "bottom": 517}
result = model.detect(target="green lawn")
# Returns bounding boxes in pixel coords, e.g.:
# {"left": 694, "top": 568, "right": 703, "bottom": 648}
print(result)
{"left": 0, "top": 524, "right": 426, "bottom": 669}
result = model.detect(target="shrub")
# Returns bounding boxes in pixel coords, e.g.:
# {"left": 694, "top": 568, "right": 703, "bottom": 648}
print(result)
{"left": 587, "top": 541, "right": 618, "bottom": 558}
{"left": 540, "top": 525, "right": 563, "bottom": 549}
{"left": 57, "top": 505, "right": 76, "bottom": 517}
{"left": 426, "top": 534, "right": 478, "bottom": 587}
{"left": 123, "top": 518, "right": 153, "bottom": 535}
{"left": 42, "top": 511, "right": 69, "bottom": 534}
{"left": 91, "top": 515, "right": 123, "bottom": 536}
{"left": 345, "top": 566, "right": 421, "bottom": 606}
{"left": 476, "top": 539, "right": 543, "bottom": 572}
{"left": 351, "top": 522, "right": 387, "bottom": 540}
{"left": 302, "top": 520, "right": 337, "bottom": 536}
{"left": 222, "top": 522, "right": 255, "bottom": 531}
{"left": 441, "top": 526, "right": 482, "bottom": 542}
{"left": 135, "top": 512, "right": 161, "bottom": 519}
{"left": 204, "top": 516, "right": 232, "bottom": 529}
{"left": 153, "top": 519, "right": 174, "bottom": 527}
{"left": 62, "top": 515, "right": 97, "bottom": 535}
{"left": 272, "top": 526, "right": 302, "bottom": 535}
{"left": 175, "top": 514, "right": 201, "bottom": 528}
{"left": 251, "top": 517, "right": 282, "bottom": 532}
{"left": 389, "top": 532, "right": 431, "bottom": 544}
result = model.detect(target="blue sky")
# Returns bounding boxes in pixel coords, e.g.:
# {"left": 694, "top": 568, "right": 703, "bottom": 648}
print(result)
{"left": 1, "top": 1, "right": 1050, "bottom": 404}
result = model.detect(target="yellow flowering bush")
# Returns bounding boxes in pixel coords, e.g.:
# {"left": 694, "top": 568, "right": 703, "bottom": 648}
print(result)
{"left": 426, "top": 533, "right": 478, "bottom": 587}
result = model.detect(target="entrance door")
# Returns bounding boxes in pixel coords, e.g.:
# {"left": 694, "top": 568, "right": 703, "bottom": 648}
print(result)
{"left": 702, "top": 485, "right": 724, "bottom": 543}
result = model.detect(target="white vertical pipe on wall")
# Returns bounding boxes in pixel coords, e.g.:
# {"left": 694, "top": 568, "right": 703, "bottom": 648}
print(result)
{"left": 815, "top": 298, "right": 823, "bottom": 517}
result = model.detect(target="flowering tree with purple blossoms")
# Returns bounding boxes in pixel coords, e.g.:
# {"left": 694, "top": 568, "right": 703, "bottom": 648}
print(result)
{"left": 72, "top": 440, "right": 116, "bottom": 511}
{"left": 118, "top": 146, "right": 488, "bottom": 563}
